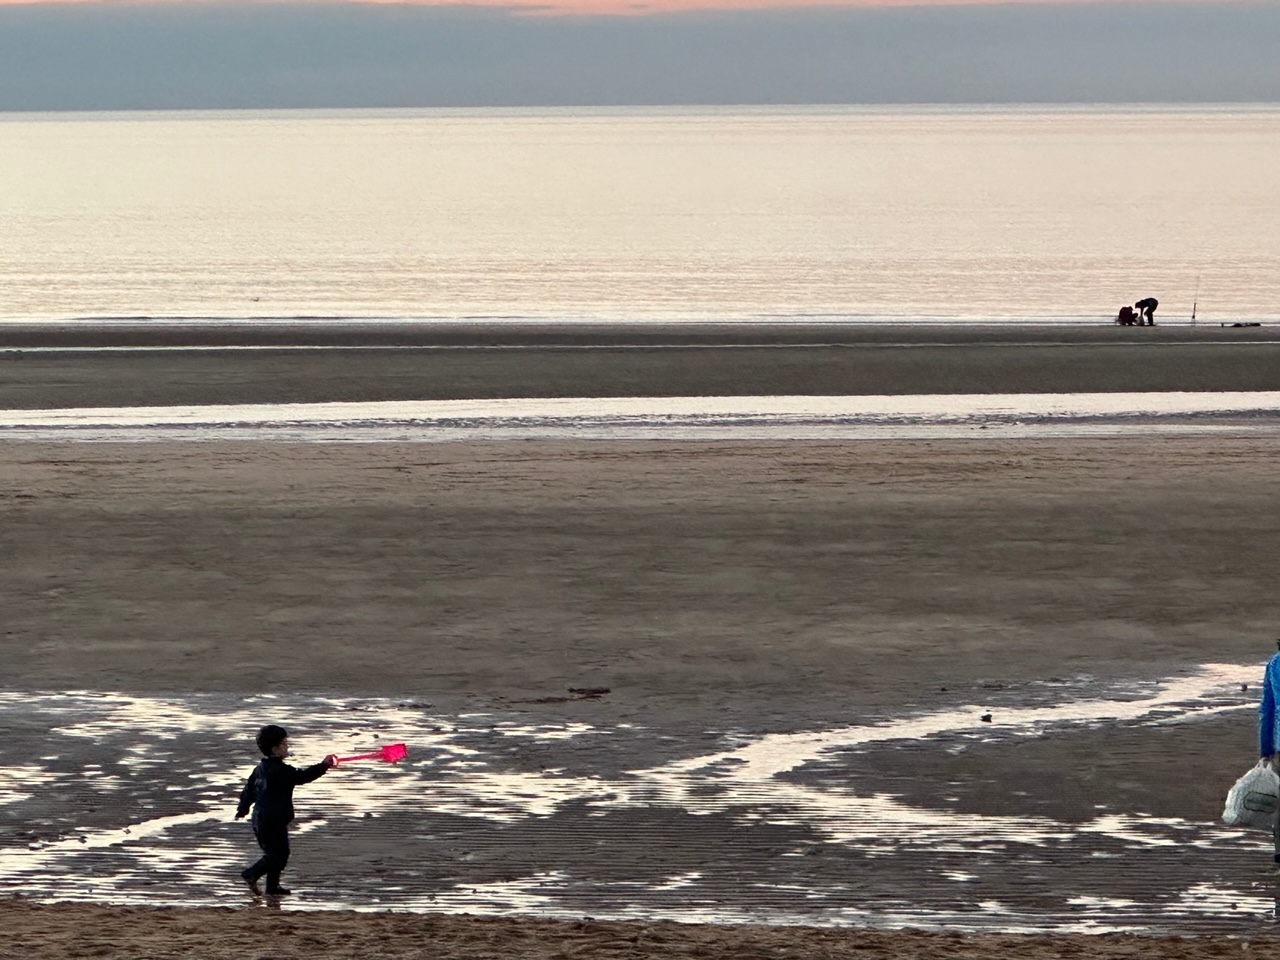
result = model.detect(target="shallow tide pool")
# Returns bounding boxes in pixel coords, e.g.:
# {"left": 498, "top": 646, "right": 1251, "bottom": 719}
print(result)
{"left": 0, "top": 664, "right": 1275, "bottom": 933}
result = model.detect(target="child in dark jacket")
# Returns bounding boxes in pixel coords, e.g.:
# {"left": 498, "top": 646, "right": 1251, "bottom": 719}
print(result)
{"left": 236, "top": 724, "right": 336, "bottom": 896}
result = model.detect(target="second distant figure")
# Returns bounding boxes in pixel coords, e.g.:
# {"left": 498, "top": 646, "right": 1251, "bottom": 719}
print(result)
{"left": 1134, "top": 297, "right": 1158, "bottom": 325}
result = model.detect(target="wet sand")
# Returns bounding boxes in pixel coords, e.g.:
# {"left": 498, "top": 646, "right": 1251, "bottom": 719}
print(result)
{"left": 5, "top": 323, "right": 1280, "bottom": 954}
{"left": 1, "top": 321, "right": 1279, "bottom": 408}
{"left": 4, "top": 437, "right": 1280, "bottom": 726}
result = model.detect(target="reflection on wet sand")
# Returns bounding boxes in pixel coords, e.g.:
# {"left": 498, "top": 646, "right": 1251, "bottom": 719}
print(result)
{"left": 2, "top": 393, "right": 1280, "bottom": 443}
{"left": 0, "top": 663, "right": 1274, "bottom": 933}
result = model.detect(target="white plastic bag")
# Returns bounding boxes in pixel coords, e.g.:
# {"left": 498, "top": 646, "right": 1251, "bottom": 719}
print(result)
{"left": 1223, "top": 760, "right": 1280, "bottom": 829}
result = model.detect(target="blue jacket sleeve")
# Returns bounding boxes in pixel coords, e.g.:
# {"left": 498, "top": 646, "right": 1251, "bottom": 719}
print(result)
{"left": 1260, "top": 657, "right": 1279, "bottom": 757}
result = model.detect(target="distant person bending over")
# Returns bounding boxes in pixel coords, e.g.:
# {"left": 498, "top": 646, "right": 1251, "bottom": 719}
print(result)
{"left": 236, "top": 724, "right": 336, "bottom": 897}
{"left": 1259, "top": 643, "right": 1280, "bottom": 864}
{"left": 1135, "top": 297, "right": 1158, "bottom": 325}
{"left": 1117, "top": 305, "right": 1136, "bottom": 326}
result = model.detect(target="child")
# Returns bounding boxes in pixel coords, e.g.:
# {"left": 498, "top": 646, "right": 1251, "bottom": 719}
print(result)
{"left": 235, "top": 724, "right": 336, "bottom": 896}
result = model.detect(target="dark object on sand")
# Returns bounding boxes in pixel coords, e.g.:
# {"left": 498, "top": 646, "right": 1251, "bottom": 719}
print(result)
{"left": 980, "top": 713, "right": 993, "bottom": 722}
{"left": 511, "top": 687, "right": 611, "bottom": 705}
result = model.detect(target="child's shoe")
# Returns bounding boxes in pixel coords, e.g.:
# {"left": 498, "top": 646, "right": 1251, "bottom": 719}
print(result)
{"left": 241, "top": 870, "right": 262, "bottom": 896}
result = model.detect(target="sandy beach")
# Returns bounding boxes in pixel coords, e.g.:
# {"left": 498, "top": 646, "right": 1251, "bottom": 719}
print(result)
{"left": 4, "top": 323, "right": 1280, "bottom": 954}
{"left": 3, "top": 900, "right": 1277, "bottom": 960}
{"left": 4, "top": 435, "right": 1280, "bottom": 725}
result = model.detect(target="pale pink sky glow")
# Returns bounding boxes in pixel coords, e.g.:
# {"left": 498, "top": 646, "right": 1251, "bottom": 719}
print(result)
{"left": 2, "top": 0, "right": 1274, "bottom": 107}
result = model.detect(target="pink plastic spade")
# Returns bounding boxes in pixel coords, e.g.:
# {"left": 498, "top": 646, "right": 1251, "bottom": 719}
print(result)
{"left": 333, "top": 742, "right": 408, "bottom": 766}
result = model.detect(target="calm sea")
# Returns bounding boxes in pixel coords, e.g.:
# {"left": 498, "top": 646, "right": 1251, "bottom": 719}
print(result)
{"left": 1, "top": 104, "right": 1277, "bottom": 325}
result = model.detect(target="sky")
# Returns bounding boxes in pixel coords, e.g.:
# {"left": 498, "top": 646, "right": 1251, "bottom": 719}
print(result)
{"left": 0, "top": 0, "right": 1277, "bottom": 109}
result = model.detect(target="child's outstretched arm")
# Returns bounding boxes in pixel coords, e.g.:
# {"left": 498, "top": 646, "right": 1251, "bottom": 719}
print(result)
{"left": 234, "top": 768, "right": 259, "bottom": 820}
{"left": 287, "top": 755, "right": 337, "bottom": 787}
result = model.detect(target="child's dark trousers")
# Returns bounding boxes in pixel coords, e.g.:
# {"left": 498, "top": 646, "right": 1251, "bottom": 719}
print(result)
{"left": 246, "top": 821, "right": 291, "bottom": 892}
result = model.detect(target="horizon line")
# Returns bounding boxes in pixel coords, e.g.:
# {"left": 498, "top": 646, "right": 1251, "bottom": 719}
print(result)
{"left": 0, "top": 0, "right": 1263, "bottom": 16}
